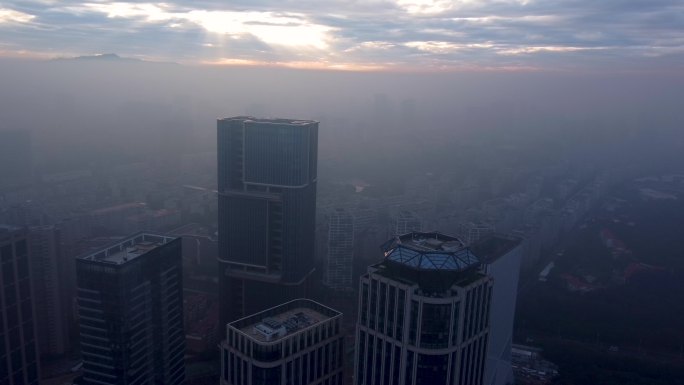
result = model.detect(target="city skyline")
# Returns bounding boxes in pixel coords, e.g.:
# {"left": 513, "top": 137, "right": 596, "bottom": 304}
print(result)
{"left": 1, "top": 0, "right": 683, "bottom": 379}
{"left": 0, "top": 1, "right": 682, "bottom": 71}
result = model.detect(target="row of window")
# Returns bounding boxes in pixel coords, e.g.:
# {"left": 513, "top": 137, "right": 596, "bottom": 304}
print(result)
{"left": 461, "top": 281, "right": 492, "bottom": 342}
{"left": 362, "top": 275, "right": 481, "bottom": 349}
{"left": 356, "top": 331, "right": 402, "bottom": 385}
{"left": 356, "top": 329, "right": 489, "bottom": 385}
{"left": 223, "top": 337, "right": 343, "bottom": 385}
{"left": 360, "top": 279, "right": 407, "bottom": 342}
{"left": 458, "top": 335, "right": 488, "bottom": 385}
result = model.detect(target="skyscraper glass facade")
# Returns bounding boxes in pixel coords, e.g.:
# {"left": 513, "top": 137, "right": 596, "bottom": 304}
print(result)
{"left": 76, "top": 233, "right": 185, "bottom": 385}
{"left": 0, "top": 225, "right": 40, "bottom": 385}
{"left": 218, "top": 117, "right": 318, "bottom": 325}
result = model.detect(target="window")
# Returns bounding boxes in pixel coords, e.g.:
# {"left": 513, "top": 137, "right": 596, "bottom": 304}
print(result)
{"left": 408, "top": 300, "right": 419, "bottom": 346}
{"left": 420, "top": 303, "right": 451, "bottom": 349}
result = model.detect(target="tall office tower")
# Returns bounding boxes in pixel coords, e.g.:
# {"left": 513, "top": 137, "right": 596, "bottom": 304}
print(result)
{"left": 76, "top": 233, "right": 185, "bottom": 385}
{"left": 354, "top": 232, "right": 493, "bottom": 385}
{"left": 220, "top": 299, "right": 344, "bottom": 385}
{"left": 28, "top": 225, "right": 69, "bottom": 357}
{"left": 471, "top": 235, "right": 522, "bottom": 385}
{"left": 0, "top": 130, "right": 32, "bottom": 190}
{"left": 324, "top": 209, "right": 355, "bottom": 291}
{"left": 393, "top": 211, "right": 422, "bottom": 237}
{"left": 0, "top": 225, "right": 40, "bottom": 385}
{"left": 217, "top": 117, "right": 318, "bottom": 325}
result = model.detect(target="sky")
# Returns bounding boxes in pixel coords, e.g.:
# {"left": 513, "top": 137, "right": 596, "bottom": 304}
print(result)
{"left": 1, "top": 0, "right": 683, "bottom": 71}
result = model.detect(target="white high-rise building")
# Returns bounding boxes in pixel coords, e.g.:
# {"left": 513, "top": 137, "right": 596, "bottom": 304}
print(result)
{"left": 458, "top": 222, "right": 495, "bottom": 246}
{"left": 324, "top": 208, "right": 355, "bottom": 291}
{"left": 393, "top": 210, "right": 422, "bottom": 236}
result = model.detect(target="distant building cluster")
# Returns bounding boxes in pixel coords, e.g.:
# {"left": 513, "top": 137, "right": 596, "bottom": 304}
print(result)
{"left": 511, "top": 344, "right": 559, "bottom": 385}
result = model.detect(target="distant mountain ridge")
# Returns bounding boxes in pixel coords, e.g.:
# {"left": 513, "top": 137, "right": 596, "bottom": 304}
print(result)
{"left": 52, "top": 53, "right": 139, "bottom": 61}
{"left": 50, "top": 53, "right": 177, "bottom": 65}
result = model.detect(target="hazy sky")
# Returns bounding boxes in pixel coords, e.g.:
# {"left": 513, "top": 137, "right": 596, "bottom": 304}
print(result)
{"left": 1, "top": 0, "right": 683, "bottom": 71}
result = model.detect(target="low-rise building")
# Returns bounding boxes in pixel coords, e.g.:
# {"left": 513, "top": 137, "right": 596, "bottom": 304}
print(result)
{"left": 221, "top": 299, "right": 344, "bottom": 385}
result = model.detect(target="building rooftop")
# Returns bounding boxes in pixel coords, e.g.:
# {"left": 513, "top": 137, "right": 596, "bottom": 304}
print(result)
{"left": 381, "top": 232, "right": 480, "bottom": 271}
{"left": 229, "top": 299, "right": 340, "bottom": 344}
{"left": 218, "top": 116, "right": 318, "bottom": 127}
{"left": 78, "top": 232, "right": 176, "bottom": 265}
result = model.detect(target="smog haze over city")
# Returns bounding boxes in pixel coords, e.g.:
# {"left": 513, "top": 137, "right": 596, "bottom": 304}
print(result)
{"left": 1, "top": 1, "right": 683, "bottom": 385}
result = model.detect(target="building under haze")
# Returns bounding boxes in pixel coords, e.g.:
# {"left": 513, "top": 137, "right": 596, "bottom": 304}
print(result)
{"left": 458, "top": 222, "right": 496, "bottom": 246}
{"left": 220, "top": 298, "right": 344, "bottom": 385}
{"left": 217, "top": 117, "right": 318, "bottom": 325}
{"left": 393, "top": 210, "right": 423, "bottom": 236}
{"left": 0, "top": 225, "right": 40, "bottom": 385}
{"left": 76, "top": 233, "right": 185, "bottom": 385}
{"left": 29, "top": 225, "right": 69, "bottom": 357}
{"left": 324, "top": 208, "right": 355, "bottom": 291}
{"left": 354, "top": 232, "right": 492, "bottom": 385}
{"left": 0, "top": 130, "right": 32, "bottom": 190}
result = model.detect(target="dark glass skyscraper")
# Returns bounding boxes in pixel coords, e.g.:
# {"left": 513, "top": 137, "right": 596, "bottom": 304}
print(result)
{"left": 0, "top": 225, "right": 40, "bottom": 385}
{"left": 218, "top": 117, "right": 318, "bottom": 326}
{"left": 76, "top": 233, "right": 185, "bottom": 385}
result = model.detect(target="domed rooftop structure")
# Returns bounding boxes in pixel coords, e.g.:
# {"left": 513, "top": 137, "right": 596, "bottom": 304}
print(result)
{"left": 381, "top": 232, "right": 480, "bottom": 271}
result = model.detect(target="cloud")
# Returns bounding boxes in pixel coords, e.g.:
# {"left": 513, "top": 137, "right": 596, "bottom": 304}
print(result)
{"left": 0, "top": 8, "right": 36, "bottom": 24}
{"left": 396, "top": 0, "right": 457, "bottom": 15}
{"left": 0, "top": 0, "right": 683, "bottom": 71}
{"left": 64, "top": 2, "right": 334, "bottom": 49}
{"left": 497, "top": 45, "right": 608, "bottom": 55}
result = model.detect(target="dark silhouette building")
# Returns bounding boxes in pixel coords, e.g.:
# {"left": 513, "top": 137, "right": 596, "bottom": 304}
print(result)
{"left": 217, "top": 117, "right": 318, "bottom": 326}
{"left": 0, "top": 225, "right": 40, "bottom": 385}
{"left": 76, "top": 233, "right": 185, "bottom": 385}
{"left": 220, "top": 298, "right": 343, "bottom": 385}
{"left": 354, "top": 232, "right": 493, "bottom": 385}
